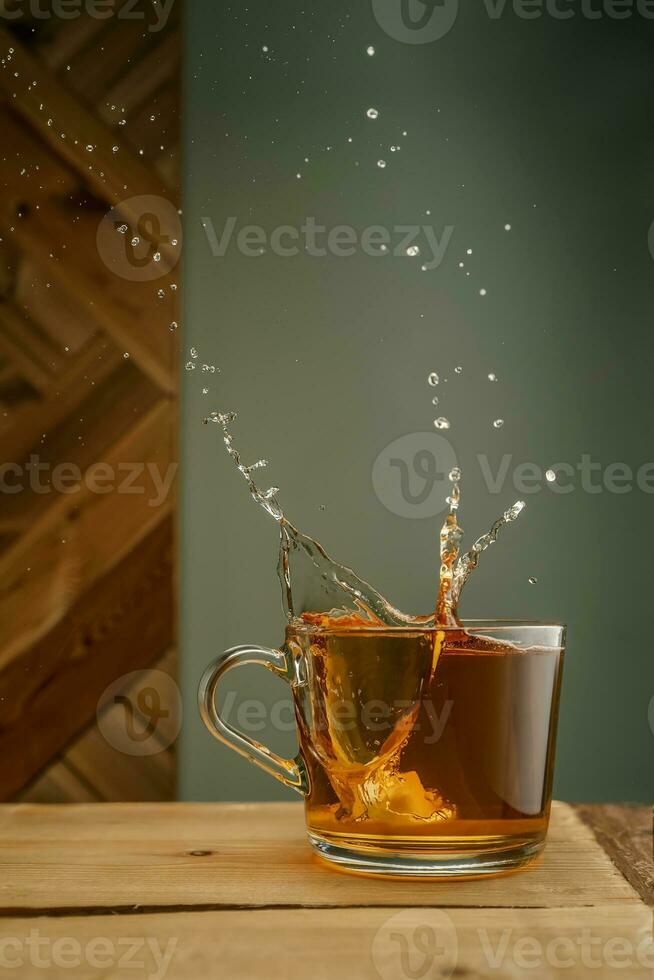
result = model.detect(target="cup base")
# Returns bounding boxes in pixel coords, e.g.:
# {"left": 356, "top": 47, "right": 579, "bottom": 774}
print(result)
{"left": 308, "top": 831, "right": 545, "bottom": 878}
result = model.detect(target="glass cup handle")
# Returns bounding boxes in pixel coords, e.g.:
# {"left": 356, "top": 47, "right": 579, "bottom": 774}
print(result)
{"left": 198, "top": 644, "right": 309, "bottom": 795}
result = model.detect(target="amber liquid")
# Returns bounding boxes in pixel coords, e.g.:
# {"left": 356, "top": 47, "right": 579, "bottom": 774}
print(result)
{"left": 294, "top": 627, "right": 564, "bottom": 856}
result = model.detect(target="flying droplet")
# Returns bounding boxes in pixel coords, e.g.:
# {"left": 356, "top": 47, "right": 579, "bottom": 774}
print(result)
{"left": 406, "top": 245, "right": 420, "bottom": 257}
{"left": 504, "top": 223, "right": 511, "bottom": 231}
{"left": 427, "top": 372, "right": 439, "bottom": 386}
{"left": 123, "top": 352, "right": 129, "bottom": 359}
{"left": 85, "top": 144, "right": 93, "bottom": 152}
{"left": 545, "top": 469, "right": 556, "bottom": 482}
{"left": 169, "top": 321, "right": 178, "bottom": 331}
{"left": 117, "top": 224, "right": 128, "bottom": 235}
{"left": 366, "top": 107, "right": 379, "bottom": 119}
{"left": 377, "top": 159, "right": 386, "bottom": 168}
{"left": 528, "top": 576, "right": 538, "bottom": 585}
{"left": 434, "top": 417, "right": 450, "bottom": 430}
{"left": 488, "top": 372, "right": 497, "bottom": 382}
{"left": 431, "top": 395, "right": 439, "bottom": 405}
{"left": 185, "top": 361, "right": 195, "bottom": 371}
{"left": 153, "top": 251, "right": 161, "bottom": 263}
{"left": 366, "top": 45, "right": 375, "bottom": 56}
{"left": 466, "top": 248, "right": 472, "bottom": 255}
{"left": 479, "top": 288, "right": 487, "bottom": 296}
{"left": 454, "top": 366, "right": 462, "bottom": 374}
{"left": 449, "top": 467, "right": 461, "bottom": 482}
{"left": 493, "top": 419, "right": 504, "bottom": 428}
{"left": 131, "top": 236, "right": 139, "bottom": 246}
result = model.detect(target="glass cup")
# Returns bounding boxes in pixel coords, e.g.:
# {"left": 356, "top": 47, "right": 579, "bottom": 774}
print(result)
{"left": 199, "top": 620, "right": 565, "bottom": 877}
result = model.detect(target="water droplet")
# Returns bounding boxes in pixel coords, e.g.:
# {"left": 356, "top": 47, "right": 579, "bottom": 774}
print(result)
{"left": 190, "top": 347, "right": 198, "bottom": 358}
{"left": 157, "top": 288, "right": 165, "bottom": 299}
{"left": 449, "top": 467, "right": 461, "bottom": 482}
{"left": 454, "top": 366, "right": 462, "bottom": 374}
{"left": 112, "top": 145, "right": 119, "bottom": 153}
{"left": 488, "top": 372, "right": 497, "bottom": 382}
{"left": 545, "top": 469, "right": 556, "bottom": 482}
{"left": 434, "top": 417, "right": 450, "bottom": 430}
{"left": 431, "top": 395, "right": 439, "bottom": 406}
{"left": 377, "top": 159, "right": 386, "bottom": 169}
{"left": 427, "top": 372, "right": 439, "bottom": 386}
{"left": 479, "top": 288, "right": 487, "bottom": 296}
{"left": 406, "top": 245, "right": 419, "bottom": 257}
{"left": 493, "top": 419, "right": 504, "bottom": 428}
{"left": 504, "top": 223, "right": 511, "bottom": 231}
{"left": 466, "top": 248, "right": 472, "bottom": 255}
{"left": 202, "top": 387, "right": 209, "bottom": 394}
{"left": 366, "top": 107, "right": 379, "bottom": 120}
{"left": 131, "top": 236, "right": 139, "bottom": 246}
{"left": 262, "top": 44, "right": 269, "bottom": 52}
{"left": 123, "top": 352, "right": 130, "bottom": 359}
{"left": 117, "top": 224, "right": 128, "bottom": 235}
{"left": 85, "top": 144, "right": 93, "bottom": 152}
{"left": 169, "top": 321, "right": 178, "bottom": 331}
{"left": 528, "top": 576, "right": 538, "bottom": 585}
{"left": 366, "top": 45, "right": 375, "bottom": 55}
{"left": 153, "top": 251, "right": 161, "bottom": 263}
{"left": 185, "top": 361, "right": 195, "bottom": 371}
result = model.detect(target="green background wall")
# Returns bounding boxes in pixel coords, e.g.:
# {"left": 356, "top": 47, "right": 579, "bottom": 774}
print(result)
{"left": 180, "top": 2, "right": 654, "bottom": 802}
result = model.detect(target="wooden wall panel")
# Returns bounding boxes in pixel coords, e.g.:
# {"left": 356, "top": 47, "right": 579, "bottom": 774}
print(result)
{"left": 0, "top": 9, "right": 181, "bottom": 801}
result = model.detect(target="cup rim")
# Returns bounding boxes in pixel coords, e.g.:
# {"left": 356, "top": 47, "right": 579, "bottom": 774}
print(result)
{"left": 287, "top": 618, "right": 566, "bottom": 635}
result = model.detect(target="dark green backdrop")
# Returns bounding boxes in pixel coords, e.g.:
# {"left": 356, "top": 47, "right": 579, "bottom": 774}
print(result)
{"left": 181, "top": 1, "right": 654, "bottom": 802}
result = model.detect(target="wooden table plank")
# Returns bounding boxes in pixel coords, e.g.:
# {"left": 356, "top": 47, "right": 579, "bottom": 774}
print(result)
{"left": 0, "top": 905, "right": 651, "bottom": 980}
{"left": 577, "top": 803, "right": 653, "bottom": 907}
{"left": 0, "top": 802, "right": 642, "bottom": 913}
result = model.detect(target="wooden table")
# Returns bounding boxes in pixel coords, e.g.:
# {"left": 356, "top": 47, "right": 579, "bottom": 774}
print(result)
{"left": 0, "top": 802, "right": 651, "bottom": 978}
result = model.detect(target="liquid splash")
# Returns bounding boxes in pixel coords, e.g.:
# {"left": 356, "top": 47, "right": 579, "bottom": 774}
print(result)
{"left": 205, "top": 410, "right": 525, "bottom": 628}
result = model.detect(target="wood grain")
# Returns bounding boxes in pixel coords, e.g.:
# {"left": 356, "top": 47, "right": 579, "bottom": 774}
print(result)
{"left": 0, "top": 517, "right": 174, "bottom": 800}
{"left": 0, "top": 904, "right": 651, "bottom": 980}
{"left": 577, "top": 804, "right": 653, "bottom": 907}
{"left": 0, "top": 802, "right": 642, "bottom": 914}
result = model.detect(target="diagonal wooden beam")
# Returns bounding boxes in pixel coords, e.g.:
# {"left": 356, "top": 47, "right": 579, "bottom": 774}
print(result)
{"left": 0, "top": 333, "right": 122, "bottom": 466}
{"left": 0, "top": 515, "right": 174, "bottom": 800}
{"left": 2, "top": 198, "right": 176, "bottom": 393}
{"left": 0, "top": 26, "right": 178, "bottom": 264}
